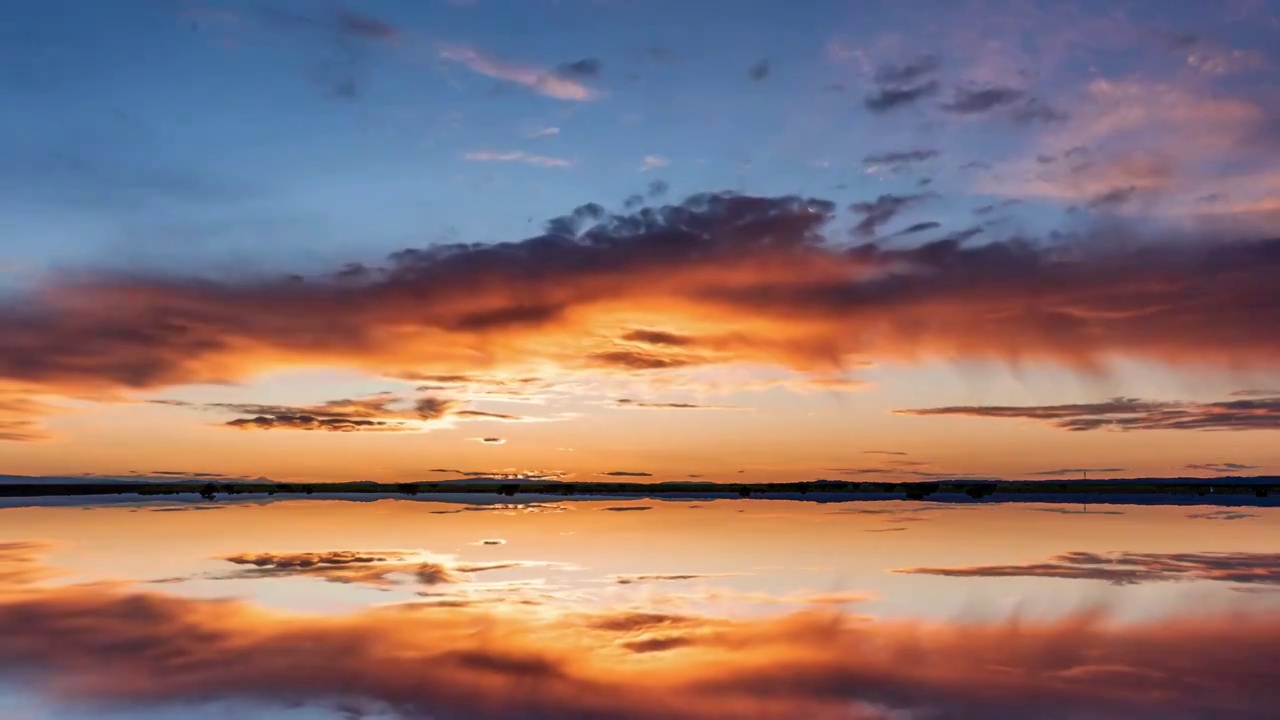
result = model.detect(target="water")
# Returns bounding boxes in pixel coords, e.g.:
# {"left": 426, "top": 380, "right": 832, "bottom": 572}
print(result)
{"left": 1, "top": 496, "right": 1277, "bottom": 719}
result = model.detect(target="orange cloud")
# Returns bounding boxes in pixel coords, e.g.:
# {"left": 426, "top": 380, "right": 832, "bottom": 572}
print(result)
{"left": 3, "top": 193, "right": 1280, "bottom": 438}
{"left": 896, "top": 395, "right": 1280, "bottom": 431}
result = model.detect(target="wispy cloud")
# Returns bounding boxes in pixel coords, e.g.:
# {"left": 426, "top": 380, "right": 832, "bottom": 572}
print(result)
{"left": 1185, "top": 462, "right": 1261, "bottom": 473}
{"left": 439, "top": 45, "right": 598, "bottom": 100}
{"left": 463, "top": 150, "right": 572, "bottom": 167}
{"left": 640, "top": 155, "right": 670, "bottom": 171}
{"left": 897, "top": 396, "right": 1280, "bottom": 432}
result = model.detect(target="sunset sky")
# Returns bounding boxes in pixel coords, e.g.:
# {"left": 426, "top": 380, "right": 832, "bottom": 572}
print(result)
{"left": 3, "top": 0, "right": 1280, "bottom": 483}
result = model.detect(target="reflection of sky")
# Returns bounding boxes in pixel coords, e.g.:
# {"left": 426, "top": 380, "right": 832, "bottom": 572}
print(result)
{"left": 5, "top": 498, "right": 1278, "bottom": 620}
{"left": 3, "top": 497, "right": 1279, "bottom": 718}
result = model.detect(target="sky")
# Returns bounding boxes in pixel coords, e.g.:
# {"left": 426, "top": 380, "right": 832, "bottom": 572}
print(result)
{"left": 3, "top": 0, "right": 1280, "bottom": 483}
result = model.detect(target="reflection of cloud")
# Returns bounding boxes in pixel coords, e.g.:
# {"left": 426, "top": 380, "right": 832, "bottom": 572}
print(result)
{"left": 2, "top": 540, "right": 1280, "bottom": 720}
{"left": 897, "top": 396, "right": 1280, "bottom": 432}
{"left": 897, "top": 551, "right": 1280, "bottom": 586}
{"left": 218, "top": 550, "right": 559, "bottom": 588}
{"left": 0, "top": 541, "right": 56, "bottom": 586}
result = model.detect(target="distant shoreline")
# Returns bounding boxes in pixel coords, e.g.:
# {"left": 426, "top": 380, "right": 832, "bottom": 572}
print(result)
{"left": 0, "top": 478, "right": 1275, "bottom": 508}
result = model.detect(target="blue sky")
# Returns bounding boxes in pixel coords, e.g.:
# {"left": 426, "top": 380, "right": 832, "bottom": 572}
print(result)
{"left": 0, "top": 0, "right": 1067, "bottom": 277}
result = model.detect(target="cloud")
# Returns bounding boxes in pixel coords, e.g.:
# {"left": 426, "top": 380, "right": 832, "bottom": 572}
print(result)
{"left": 5, "top": 191, "right": 1280, "bottom": 438}
{"left": 862, "top": 149, "right": 940, "bottom": 168}
{"left": 464, "top": 151, "right": 572, "bottom": 168}
{"left": 863, "top": 450, "right": 907, "bottom": 456}
{"left": 1185, "top": 46, "right": 1267, "bottom": 76}
{"left": 335, "top": 9, "right": 399, "bottom": 40}
{"left": 1186, "top": 462, "right": 1262, "bottom": 473}
{"left": 864, "top": 80, "right": 940, "bottom": 112}
{"left": 206, "top": 393, "right": 546, "bottom": 433}
{"left": 747, "top": 59, "right": 770, "bottom": 81}
{"left": 1086, "top": 185, "right": 1138, "bottom": 210}
{"left": 473, "top": 437, "right": 507, "bottom": 444}
{"left": 610, "top": 573, "right": 734, "bottom": 585}
{"left": 528, "top": 126, "right": 561, "bottom": 138}
{"left": 982, "top": 79, "right": 1268, "bottom": 208}
{"left": 896, "top": 396, "right": 1280, "bottom": 432}
{"left": 555, "top": 58, "right": 601, "bottom": 78}
{"left": 1032, "top": 508, "right": 1126, "bottom": 515}
{"left": 587, "top": 350, "right": 694, "bottom": 370}
{"left": 640, "top": 155, "right": 670, "bottom": 171}
{"left": 972, "top": 199, "right": 1022, "bottom": 216}
{"left": 1030, "top": 467, "right": 1127, "bottom": 476}
{"left": 1232, "top": 389, "right": 1280, "bottom": 397}
{"left": 873, "top": 55, "right": 941, "bottom": 85}
{"left": 439, "top": 45, "right": 597, "bottom": 100}
{"left": 598, "top": 471, "right": 653, "bottom": 478}
{"left": 862, "top": 55, "right": 943, "bottom": 112}
{"left": 889, "top": 221, "right": 941, "bottom": 237}
{"left": 1186, "top": 510, "right": 1260, "bottom": 521}
{"left": 896, "top": 551, "right": 1280, "bottom": 586}
{"left": 940, "top": 85, "right": 1025, "bottom": 114}
{"left": 475, "top": 539, "right": 507, "bottom": 545}
{"left": 611, "top": 399, "right": 738, "bottom": 410}
{"left": 849, "top": 192, "right": 932, "bottom": 236}
{"left": 0, "top": 393, "right": 58, "bottom": 442}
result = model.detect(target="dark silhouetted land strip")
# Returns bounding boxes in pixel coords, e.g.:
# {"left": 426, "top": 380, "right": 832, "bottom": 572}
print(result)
{"left": 0, "top": 477, "right": 1276, "bottom": 505}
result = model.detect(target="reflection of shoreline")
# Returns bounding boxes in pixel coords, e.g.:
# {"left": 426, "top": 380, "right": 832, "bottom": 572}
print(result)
{"left": 0, "top": 483, "right": 1277, "bottom": 510}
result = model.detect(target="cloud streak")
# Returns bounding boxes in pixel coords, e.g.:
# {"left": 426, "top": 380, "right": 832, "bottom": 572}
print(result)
{"left": 464, "top": 151, "right": 572, "bottom": 168}
{"left": 439, "top": 45, "right": 598, "bottom": 100}
{"left": 897, "top": 396, "right": 1280, "bottom": 432}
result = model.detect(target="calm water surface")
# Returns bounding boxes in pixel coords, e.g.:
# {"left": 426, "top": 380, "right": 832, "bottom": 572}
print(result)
{"left": 1, "top": 497, "right": 1278, "bottom": 719}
